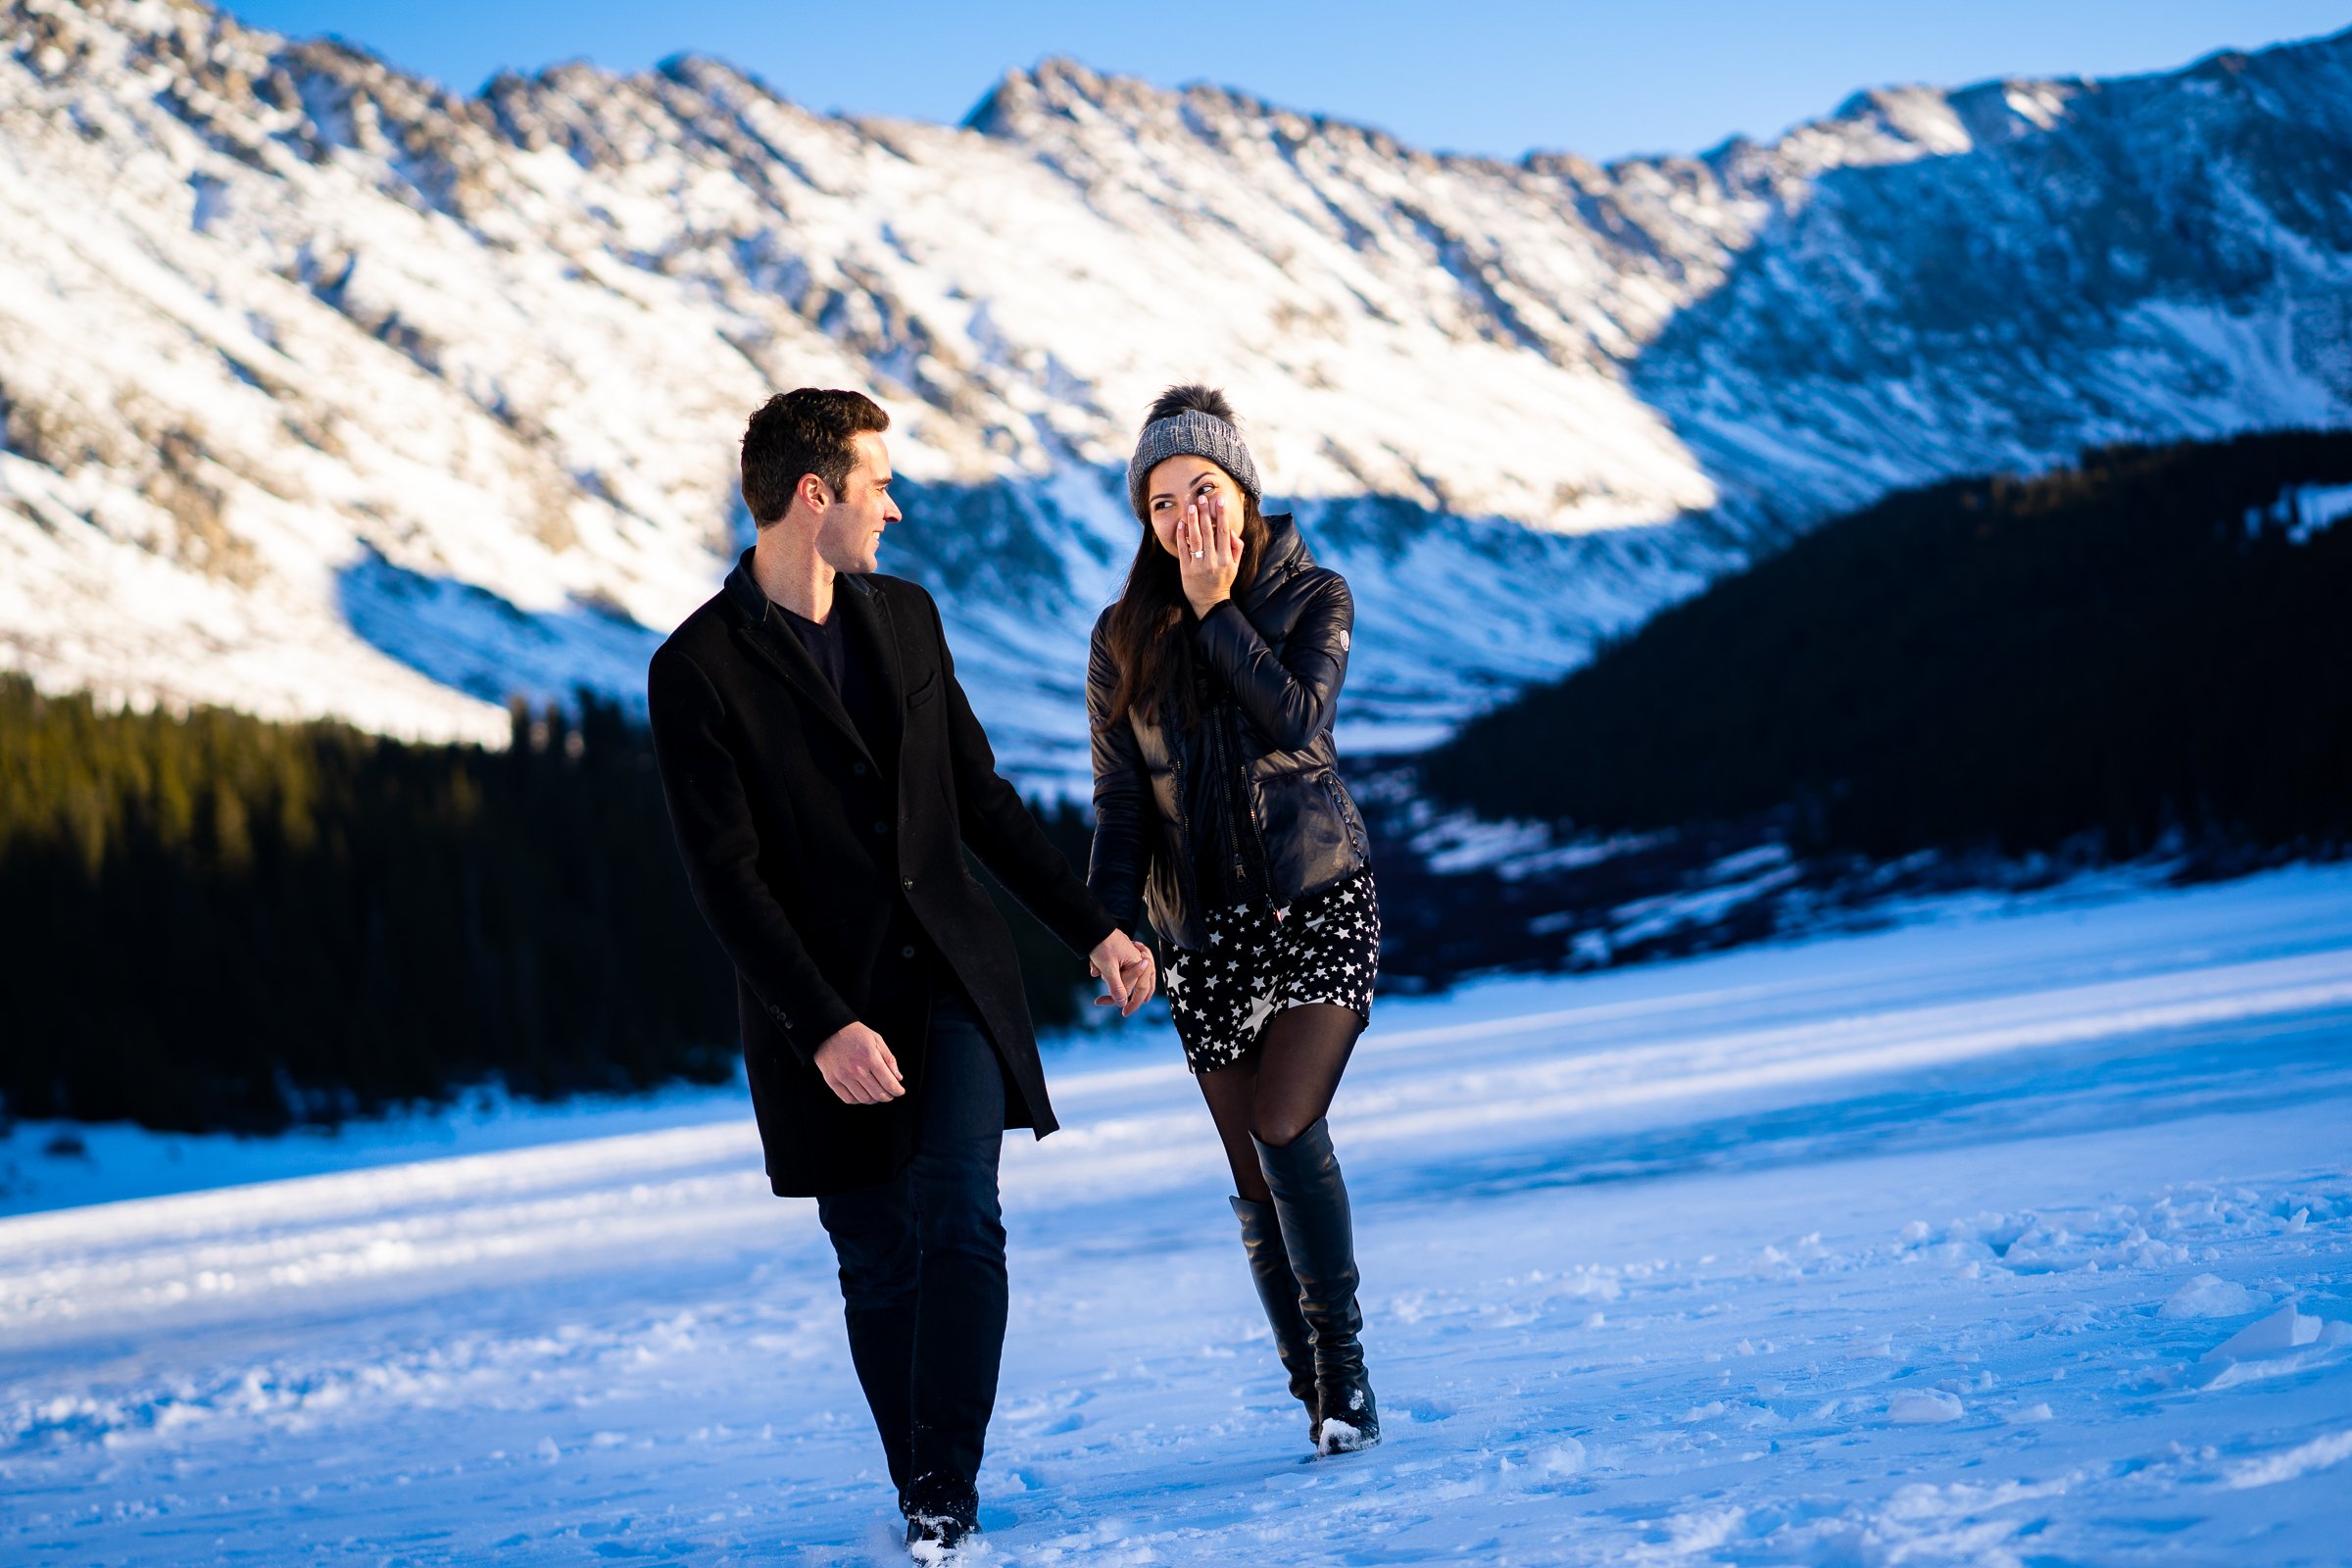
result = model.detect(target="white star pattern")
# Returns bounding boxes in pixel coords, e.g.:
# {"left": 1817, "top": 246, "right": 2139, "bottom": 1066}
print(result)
{"left": 1162, "top": 872, "right": 1382, "bottom": 1074}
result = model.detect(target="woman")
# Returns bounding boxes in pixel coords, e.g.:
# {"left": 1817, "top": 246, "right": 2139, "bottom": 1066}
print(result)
{"left": 1087, "top": 384, "right": 1382, "bottom": 1454}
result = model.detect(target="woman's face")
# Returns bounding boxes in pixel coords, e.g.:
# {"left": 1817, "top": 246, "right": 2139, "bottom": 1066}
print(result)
{"left": 1145, "top": 456, "right": 1245, "bottom": 557}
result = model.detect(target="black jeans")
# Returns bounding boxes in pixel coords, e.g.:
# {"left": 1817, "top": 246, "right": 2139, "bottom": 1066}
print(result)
{"left": 814, "top": 984, "right": 1008, "bottom": 1523}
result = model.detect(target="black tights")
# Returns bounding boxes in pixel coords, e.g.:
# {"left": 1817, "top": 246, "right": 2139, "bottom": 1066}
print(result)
{"left": 1197, "top": 1002, "right": 1365, "bottom": 1204}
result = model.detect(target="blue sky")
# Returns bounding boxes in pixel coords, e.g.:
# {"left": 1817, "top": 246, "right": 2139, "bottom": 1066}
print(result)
{"left": 218, "top": 1, "right": 2350, "bottom": 163}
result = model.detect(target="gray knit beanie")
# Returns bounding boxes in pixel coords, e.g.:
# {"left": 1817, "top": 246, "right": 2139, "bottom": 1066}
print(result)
{"left": 1126, "top": 407, "right": 1261, "bottom": 522}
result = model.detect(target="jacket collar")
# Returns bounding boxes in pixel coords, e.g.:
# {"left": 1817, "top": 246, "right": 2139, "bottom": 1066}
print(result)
{"left": 721, "top": 547, "right": 769, "bottom": 627}
{"left": 1243, "top": 512, "right": 1310, "bottom": 610}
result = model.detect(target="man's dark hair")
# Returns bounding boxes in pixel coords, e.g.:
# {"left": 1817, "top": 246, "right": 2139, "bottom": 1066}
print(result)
{"left": 741, "top": 388, "right": 890, "bottom": 525}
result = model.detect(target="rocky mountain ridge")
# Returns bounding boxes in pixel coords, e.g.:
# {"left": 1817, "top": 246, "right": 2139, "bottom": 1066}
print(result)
{"left": 2, "top": 0, "right": 2346, "bottom": 781}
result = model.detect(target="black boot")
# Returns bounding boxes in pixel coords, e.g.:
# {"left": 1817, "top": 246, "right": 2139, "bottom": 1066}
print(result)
{"left": 905, "top": 1507, "right": 977, "bottom": 1557}
{"left": 1253, "top": 1118, "right": 1380, "bottom": 1453}
{"left": 1231, "top": 1196, "right": 1320, "bottom": 1439}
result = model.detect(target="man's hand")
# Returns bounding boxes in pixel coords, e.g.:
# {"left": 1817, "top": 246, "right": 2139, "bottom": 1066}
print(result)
{"left": 812, "top": 1021, "right": 906, "bottom": 1104}
{"left": 1089, "top": 929, "right": 1155, "bottom": 1017}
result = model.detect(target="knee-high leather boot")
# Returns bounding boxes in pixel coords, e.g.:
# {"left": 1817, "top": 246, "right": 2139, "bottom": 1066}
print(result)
{"left": 1231, "top": 1196, "right": 1319, "bottom": 1439}
{"left": 1253, "top": 1117, "right": 1380, "bottom": 1453}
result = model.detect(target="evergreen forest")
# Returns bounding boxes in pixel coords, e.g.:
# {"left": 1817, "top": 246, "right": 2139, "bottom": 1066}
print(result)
{"left": 0, "top": 681, "right": 1097, "bottom": 1133}
{"left": 1424, "top": 430, "right": 2352, "bottom": 858}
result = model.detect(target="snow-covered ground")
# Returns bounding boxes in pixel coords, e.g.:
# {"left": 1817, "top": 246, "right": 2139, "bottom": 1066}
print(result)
{"left": 5, "top": 865, "right": 2351, "bottom": 1564}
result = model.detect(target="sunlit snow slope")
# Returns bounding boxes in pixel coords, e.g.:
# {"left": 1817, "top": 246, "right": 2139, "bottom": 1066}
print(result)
{"left": 3, "top": 1, "right": 2348, "bottom": 774}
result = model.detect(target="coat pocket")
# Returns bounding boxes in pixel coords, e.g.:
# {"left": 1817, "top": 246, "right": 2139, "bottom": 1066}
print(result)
{"left": 906, "top": 670, "right": 940, "bottom": 707}
{"left": 1322, "top": 769, "right": 1370, "bottom": 862}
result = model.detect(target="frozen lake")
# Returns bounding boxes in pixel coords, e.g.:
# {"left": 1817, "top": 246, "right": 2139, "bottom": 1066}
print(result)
{"left": 4, "top": 866, "right": 2350, "bottom": 1564}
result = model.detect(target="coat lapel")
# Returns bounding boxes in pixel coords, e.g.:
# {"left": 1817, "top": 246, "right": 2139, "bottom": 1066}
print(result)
{"left": 835, "top": 575, "right": 907, "bottom": 757}
{"left": 723, "top": 554, "right": 879, "bottom": 772}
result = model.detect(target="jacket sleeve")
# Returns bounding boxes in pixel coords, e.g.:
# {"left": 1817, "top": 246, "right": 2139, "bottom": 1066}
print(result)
{"left": 1193, "top": 570, "right": 1352, "bottom": 752}
{"left": 1085, "top": 611, "right": 1154, "bottom": 933}
{"left": 923, "top": 590, "right": 1121, "bottom": 957}
{"left": 647, "top": 642, "right": 857, "bottom": 1062}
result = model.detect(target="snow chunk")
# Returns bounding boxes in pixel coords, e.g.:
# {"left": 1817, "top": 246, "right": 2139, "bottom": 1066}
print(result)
{"left": 1538, "top": 1438, "right": 1586, "bottom": 1477}
{"left": 1886, "top": 1390, "right": 1964, "bottom": 1423}
{"left": 2160, "top": 1274, "right": 2270, "bottom": 1319}
{"left": 2203, "top": 1303, "right": 2325, "bottom": 1362}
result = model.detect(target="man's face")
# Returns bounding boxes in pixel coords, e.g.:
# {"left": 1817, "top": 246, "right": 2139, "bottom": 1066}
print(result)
{"left": 813, "top": 430, "right": 900, "bottom": 574}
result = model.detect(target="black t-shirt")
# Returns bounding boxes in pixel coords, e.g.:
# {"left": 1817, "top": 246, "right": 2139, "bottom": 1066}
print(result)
{"left": 777, "top": 602, "right": 847, "bottom": 696}
{"left": 775, "top": 599, "right": 887, "bottom": 762}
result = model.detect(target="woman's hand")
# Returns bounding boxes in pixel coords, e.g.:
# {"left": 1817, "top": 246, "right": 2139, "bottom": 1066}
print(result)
{"left": 1177, "top": 487, "right": 1241, "bottom": 618}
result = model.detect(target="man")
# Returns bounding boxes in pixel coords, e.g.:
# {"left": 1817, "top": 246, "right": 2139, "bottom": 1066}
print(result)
{"left": 648, "top": 388, "right": 1153, "bottom": 1552}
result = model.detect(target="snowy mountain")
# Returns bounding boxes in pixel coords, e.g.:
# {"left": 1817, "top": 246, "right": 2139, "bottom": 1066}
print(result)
{"left": 2, "top": 0, "right": 2347, "bottom": 782}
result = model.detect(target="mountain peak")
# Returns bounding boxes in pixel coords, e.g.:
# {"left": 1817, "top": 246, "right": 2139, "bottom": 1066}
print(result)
{"left": 963, "top": 54, "right": 1419, "bottom": 161}
{"left": 963, "top": 55, "right": 1188, "bottom": 138}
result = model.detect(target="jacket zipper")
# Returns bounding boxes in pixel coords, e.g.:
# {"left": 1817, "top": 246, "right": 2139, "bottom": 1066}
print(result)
{"left": 1230, "top": 702, "right": 1276, "bottom": 895}
{"left": 1168, "top": 730, "right": 1205, "bottom": 938}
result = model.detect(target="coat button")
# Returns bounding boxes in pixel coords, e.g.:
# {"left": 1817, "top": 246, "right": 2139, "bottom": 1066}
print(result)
{"left": 873, "top": 820, "right": 889, "bottom": 836}
{"left": 902, "top": 875, "right": 915, "bottom": 890}
{"left": 852, "top": 761, "right": 868, "bottom": 776}
{"left": 901, "top": 945, "right": 917, "bottom": 959}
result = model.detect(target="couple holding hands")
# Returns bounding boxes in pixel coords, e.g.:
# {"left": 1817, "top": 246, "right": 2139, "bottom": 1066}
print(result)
{"left": 648, "top": 382, "right": 1382, "bottom": 1552}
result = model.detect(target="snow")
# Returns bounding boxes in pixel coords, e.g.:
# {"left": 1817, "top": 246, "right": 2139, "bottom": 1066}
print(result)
{"left": 0, "top": 1076, "right": 757, "bottom": 1219}
{"left": 2291, "top": 484, "right": 2352, "bottom": 542}
{"left": 4, "top": 863, "right": 2350, "bottom": 1562}
{"left": 2226, "top": 1427, "right": 2352, "bottom": 1491}
{"left": 1603, "top": 845, "right": 1802, "bottom": 950}
{"left": 1885, "top": 1390, "right": 1964, "bottom": 1423}
{"left": 1417, "top": 818, "right": 1678, "bottom": 885}
{"left": 2162, "top": 1274, "right": 2271, "bottom": 1319}
{"left": 2246, "top": 482, "right": 2352, "bottom": 546}
{"left": 2204, "top": 1304, "right": 2332, "bottom": 1362}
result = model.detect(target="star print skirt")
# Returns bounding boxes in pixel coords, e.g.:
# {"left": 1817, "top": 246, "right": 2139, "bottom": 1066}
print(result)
{"left": 1161, "top": 871, "right": 1381, "bottom": 1074}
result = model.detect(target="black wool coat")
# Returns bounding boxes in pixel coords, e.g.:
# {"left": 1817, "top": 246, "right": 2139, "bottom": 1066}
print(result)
{"left": 649, "top": 554, "right": 1117, "bottom": 1196}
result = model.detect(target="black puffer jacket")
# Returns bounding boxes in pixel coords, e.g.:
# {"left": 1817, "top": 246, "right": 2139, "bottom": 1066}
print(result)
{"left": 1088, "top": 513, "right": 1373, "bottom": 951}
